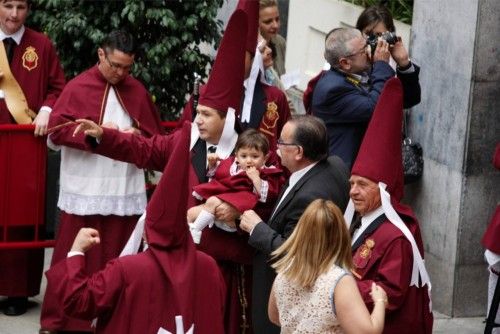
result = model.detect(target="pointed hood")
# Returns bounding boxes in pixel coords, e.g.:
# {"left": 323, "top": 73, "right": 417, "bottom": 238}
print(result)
{"left": 346, "top": 77, "right": 432, "bottom": 293}
{"left": 145, "top": 121, "right": 197, "bottom": 330}
{"left": 237, "top": 0, "right": 259, "bottom": 55}
{"left": 351, "top": 77, "right": 405, "bottom": 201}
{"left": 198, "top": 9, "right": 248, "bottom": 117}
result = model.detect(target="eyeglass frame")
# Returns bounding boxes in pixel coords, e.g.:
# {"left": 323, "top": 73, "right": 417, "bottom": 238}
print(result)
{"left": 277, "top": 138, "right": 300, "bottom": 148}
{"left": 344, "top": 43, "right": 369, "bottom": 58}
{"left": 104, "top": 53, "right": 134, "bottom": 72}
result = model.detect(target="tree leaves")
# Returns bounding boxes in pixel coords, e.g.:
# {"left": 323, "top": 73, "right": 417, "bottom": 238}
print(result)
{"left": 28, "top": 0, "right": 224, "bottom": 120}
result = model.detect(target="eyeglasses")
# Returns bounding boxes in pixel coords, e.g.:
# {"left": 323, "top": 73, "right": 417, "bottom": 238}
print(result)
{"left": 105, "top": 54, "right": 134, "bottom": 72}
{"left": 345, "top": 44, "right": 368, "bottom": 58}
{"left": 277, "top": 138, "right": 299, "bottom": 147}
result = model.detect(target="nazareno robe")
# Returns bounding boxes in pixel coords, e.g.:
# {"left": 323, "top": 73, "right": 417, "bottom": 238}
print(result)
{"left": 0, "top": 27, "right": 65, "bottom": 297}
{"left": 41, "top": 65, "right": 164, "bottom": 331}
{"left": 352, "top": 203, "right": 433, "bottom": 334}
{"left": 46, "top": 250, "right": 225, "bottom": 334}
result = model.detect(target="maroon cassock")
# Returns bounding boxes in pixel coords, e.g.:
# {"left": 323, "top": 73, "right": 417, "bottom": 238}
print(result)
{"left": 0, "top": 27, "right": 65, "bottom": 297}
{"left": 41, "top": 65, "right": 163, "bottom": 331}
{"left": 352, "top": 203, "right": 433, "bottom": 334}
{"left": 193, "top": 156, "right": 284, "bottom": 215}
{"left": 482, "top": 143, "right": 500, "bottom": 253}
{"left": 46, "top": 122, "right": 226, "bottom": 334}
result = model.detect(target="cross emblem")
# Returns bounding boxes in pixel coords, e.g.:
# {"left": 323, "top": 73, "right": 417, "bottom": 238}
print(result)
{"left": 157, "top": 315, "right": 194, "bottom": 334}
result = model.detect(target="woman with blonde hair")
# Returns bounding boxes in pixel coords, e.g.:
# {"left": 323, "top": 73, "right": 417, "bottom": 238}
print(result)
{"left": 268, "top": 199, "right": 387, "bottom": 333}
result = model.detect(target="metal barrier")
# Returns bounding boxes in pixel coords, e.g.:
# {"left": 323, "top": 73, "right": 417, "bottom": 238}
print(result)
{"left": 0, "top": 121, "right": 178, "bottom": 250}
{"left": 0, "top": 124, "right": 50, "bottom": 249}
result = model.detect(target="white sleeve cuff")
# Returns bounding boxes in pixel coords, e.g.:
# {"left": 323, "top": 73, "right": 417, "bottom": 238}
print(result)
{"left": 258, "top": 180, "right": 269, "bottom": 203}
{"left": 39, "top": 106, "right": 52, "bottom": 114}
{"left": 67, "top": 251, "right": 84, "bottom": 258}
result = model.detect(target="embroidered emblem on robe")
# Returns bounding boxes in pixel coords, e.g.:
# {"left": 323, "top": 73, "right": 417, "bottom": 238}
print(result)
{"left": 260, "top": 101, "right": 279, "bottom": 136}
{"left": 22, "top": 46, "right": 38, "bottom": 71}
{"left": 353, "top": 238, "right": 375, "bottom": 269}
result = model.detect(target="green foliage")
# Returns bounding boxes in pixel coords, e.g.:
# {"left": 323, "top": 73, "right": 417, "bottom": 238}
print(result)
{"left": 28, "top": 0, "right": 224, "bottom": 120}
{"left": 345, "top": 0, "right": 414, "bottom": 24}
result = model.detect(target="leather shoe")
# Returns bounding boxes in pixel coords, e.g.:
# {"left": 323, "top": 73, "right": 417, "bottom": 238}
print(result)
{"left": 3, "top": 296, "right": 28, "bottom": 316}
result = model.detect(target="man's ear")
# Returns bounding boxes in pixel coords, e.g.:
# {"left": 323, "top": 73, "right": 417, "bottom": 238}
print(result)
{"left": 97, "top": 48, "right": 105, "bottom": 60}
{"left": 338, "top": 57, "right": 350, "bottom": 71}
{"left": 294, "top": 146, "right": 304, "bottom": 161}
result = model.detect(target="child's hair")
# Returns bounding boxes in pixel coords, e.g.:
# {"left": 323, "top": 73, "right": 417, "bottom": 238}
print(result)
{"left": 271, "top": 199, "right": 353, "bottom": 288}
{"left": 235, "top": 129, "right": 270, "bottom": 155}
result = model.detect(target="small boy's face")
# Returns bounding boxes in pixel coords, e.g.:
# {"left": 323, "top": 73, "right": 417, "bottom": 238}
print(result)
{"left": 0, "top": 0, "right": 29, "bottom": 35}
{"left": 235, "top": 147, "right": 267, "bottom": 170}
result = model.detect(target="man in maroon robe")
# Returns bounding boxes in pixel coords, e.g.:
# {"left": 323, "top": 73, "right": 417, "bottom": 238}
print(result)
{"left": 45, "top": 122, "right": 226, "bottom": 334}
{"left": 40, "top": 30, "right": 163, "bottom": 332}
{"left": 346, "top": 77, "right": 433, "bottom": 333}
{"left": 0, "top": 0, "right": 65, "bottom": 316}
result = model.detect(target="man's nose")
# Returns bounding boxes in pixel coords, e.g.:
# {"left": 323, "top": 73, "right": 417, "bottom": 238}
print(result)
{"left": 349, "top": 185, "right": 358, "bottom": 195}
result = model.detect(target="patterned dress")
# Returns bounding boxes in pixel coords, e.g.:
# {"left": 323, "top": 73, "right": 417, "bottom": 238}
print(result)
{"left": 274, "top": 265, "right": 348, "bottom": 333}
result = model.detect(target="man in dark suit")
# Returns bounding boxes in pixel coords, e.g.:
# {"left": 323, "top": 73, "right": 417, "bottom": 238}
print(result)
{"left": 308, "top": 27, "right": 420, "bottom": 169}
{"left": 240, "top": 115, "right": 350, "bottom": 333}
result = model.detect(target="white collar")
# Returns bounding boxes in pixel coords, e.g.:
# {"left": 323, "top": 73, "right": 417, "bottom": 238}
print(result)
{"left": 351, "top": 206, "right": 385, "bottom": 244}
{"left": 361, "top": 206, "right": 385, "bottom": 225}
{"left": 288, "top": 162, "right": 317, "bottom": 188}
{"left": 0, "top": 26, "right": 25, "bottom": 45}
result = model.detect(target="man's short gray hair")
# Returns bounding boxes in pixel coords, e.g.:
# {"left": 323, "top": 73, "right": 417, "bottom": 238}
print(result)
{"left": 324, "top": 28, "right": 362, "bottom": 69}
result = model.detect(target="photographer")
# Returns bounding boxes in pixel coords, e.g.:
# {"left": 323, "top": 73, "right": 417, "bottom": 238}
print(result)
{"left": 356, "top": 4, "right": 421, "bottom": 108}
{"left": 307, "top": 27, "right": 395, "bottom": 169}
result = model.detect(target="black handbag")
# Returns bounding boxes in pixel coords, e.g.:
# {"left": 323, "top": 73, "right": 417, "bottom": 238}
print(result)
{"left": 402, "top": 110, "right": 423, "bottom": 184}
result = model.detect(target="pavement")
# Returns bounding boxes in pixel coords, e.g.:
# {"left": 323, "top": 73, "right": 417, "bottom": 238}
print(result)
{"left": 0, "top": 249, "right": 488, "bottom": 334}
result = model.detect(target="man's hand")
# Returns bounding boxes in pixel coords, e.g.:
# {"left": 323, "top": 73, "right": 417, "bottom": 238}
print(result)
{"left": 207, "top": 153, "right": 220, "bottom": 169}
{"left": 71, "top": 228, "right": 100, "bottom": 253}
{"left": 240, "top": 210, "right": 262, "bottom": 234}
{"left": 33, "top": 110, "right": 50, "bottom": 136}
{"left": 214, "top": 202, "right": 240, "bottom": 222}
{"left": 390, "top": 39, "right": 410, "bottom": 68}
{"left": 73, "top": 119, "right": 104, "bottom": 140}
{"left": 121, "top": 126, "right": 142, "bottom": 135}
{"left": 101, "top": 122, "right": 118, "bottom": 130}
{"left": 372, "top": 39, "right": 390, "bottom": 63}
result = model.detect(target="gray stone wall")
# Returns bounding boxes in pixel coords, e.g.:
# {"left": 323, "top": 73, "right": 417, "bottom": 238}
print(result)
{"left": 408, "top": 0, "right": 500, "bottom": 316}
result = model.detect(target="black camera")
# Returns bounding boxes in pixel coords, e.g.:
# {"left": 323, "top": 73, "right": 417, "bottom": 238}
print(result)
{"left": 366, "top": 31, "right": 400, "bottom": 55}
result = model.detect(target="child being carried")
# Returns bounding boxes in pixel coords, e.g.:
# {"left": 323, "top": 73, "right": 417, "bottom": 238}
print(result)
{"left": 188, "top": 129, "right": 285, "bottom": 243}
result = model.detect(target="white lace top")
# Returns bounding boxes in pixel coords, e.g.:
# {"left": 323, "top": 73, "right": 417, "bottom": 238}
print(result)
{"left": 274, "top": 264, "right": 348, "bottom": 334}
{"left": 56, "top": 88, "right": 147, "bottom": 216}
